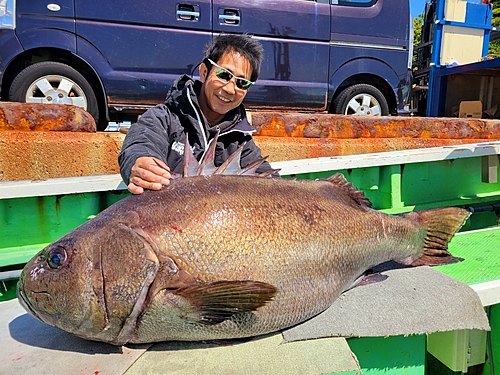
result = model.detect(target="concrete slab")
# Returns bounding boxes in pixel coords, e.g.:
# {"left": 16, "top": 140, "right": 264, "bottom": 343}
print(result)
{"left": 0, "top": 131, "right": 493, "bottom": 181}
{"left": 0, "top": 131, "right": 122, "bottom": 181}
{"left": 0, "top": 299, "right": 151, "bottom": 375}
{"left": 0, "top": 299, "right": 361, "bottom": 375}
{"left": 125, "top": 334, "right": 360, "bottom": 375}
{"left": 255, "top": 136, "right": 492, "bottom": 162}
{"left": 2, "top": 109, "right": 500, "bottom": 181}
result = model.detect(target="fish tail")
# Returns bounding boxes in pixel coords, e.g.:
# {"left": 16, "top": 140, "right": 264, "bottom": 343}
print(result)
{"left": 406, "top": 207, "right": 470, "bottom": 266}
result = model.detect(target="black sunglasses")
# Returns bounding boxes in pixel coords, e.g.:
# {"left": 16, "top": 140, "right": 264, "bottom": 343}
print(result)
{"left": 205, "top": 58, "right": 254, "bottom": 90}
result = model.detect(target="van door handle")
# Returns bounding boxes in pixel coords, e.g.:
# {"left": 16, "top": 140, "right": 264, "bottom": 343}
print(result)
{"left": 219, "top": 9, "right": 240, "bottom": 25}
{"left": 177, "top": 4, "right": 200, "bottom": 21}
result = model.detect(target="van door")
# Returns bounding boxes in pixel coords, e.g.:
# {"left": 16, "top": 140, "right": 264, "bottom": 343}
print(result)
{"left": 15, "top": 0, "right": 75, "bottom": 49}
{"left": 328, "top": 0, "right": 411, "bottom": 115}
{"left": 212, "top": 0, "right": 331, "bottom": 110}
{"left": 75, "top": 0, "right": 212, "bottom": 107}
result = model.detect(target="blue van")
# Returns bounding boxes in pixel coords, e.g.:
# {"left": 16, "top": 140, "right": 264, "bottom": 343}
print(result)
{"left": 0, "top": 0, "right": 412, "bottom": 130}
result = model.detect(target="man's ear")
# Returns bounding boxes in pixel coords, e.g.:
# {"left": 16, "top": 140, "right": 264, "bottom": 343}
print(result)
{"left": 199, "top": 62, "right": 208, "bottom": 83}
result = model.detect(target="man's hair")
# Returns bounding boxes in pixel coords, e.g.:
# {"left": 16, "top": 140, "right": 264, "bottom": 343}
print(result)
{"left": 203, "top": 34, "right": 264, "bottom": 82}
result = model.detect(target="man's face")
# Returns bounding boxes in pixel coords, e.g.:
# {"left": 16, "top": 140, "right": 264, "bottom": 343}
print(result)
{"left": 198, "top": 51, "right": 253, "bottom": 125}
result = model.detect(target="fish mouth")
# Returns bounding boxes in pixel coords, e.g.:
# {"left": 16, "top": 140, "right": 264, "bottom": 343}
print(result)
{"left": 17, "top": 282, "right": 45, "bottom": 323}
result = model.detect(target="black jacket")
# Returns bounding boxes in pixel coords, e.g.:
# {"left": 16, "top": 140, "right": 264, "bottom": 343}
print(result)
{"left": 119, "top": 75, "right": 275, "bottom": 184}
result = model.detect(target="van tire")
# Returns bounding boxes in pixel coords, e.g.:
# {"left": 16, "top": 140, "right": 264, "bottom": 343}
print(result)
{"left": 9, "top": 61, "right": 102, "bottom": 128}
{"left": 333, "top": 84, "right": 389, "bottom": 116}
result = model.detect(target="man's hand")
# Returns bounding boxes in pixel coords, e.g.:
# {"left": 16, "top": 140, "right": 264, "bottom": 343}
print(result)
{"left": 128, "top": 156, "right": 171, "bottom": 194}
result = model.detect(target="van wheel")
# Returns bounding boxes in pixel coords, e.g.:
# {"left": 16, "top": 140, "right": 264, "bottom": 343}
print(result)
{"left": 9, "top": 61, "right": 102, "bottom": 128}
{"left": 333, "top": 84, "right": 389, "bottom": 116}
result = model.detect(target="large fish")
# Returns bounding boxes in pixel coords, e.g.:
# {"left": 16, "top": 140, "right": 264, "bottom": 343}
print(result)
{"left": 17, "top": 136, "right": 470, "bottom": 345}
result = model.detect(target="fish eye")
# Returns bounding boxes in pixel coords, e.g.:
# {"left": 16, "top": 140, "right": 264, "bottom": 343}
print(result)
{"left": 47, "top": 246, "right": 67, "bottom": 269}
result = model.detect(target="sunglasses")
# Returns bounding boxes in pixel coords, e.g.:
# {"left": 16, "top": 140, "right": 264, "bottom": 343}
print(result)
{"left": 206, "top": 58, "right": 254, "bottom": 90}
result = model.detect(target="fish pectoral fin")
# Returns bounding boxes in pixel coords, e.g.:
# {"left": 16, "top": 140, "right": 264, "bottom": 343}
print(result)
{"left": 174, "top": 280, "right": 278, "bottom": 325}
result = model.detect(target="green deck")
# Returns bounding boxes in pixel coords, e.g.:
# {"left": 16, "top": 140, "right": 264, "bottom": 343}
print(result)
{"left": 437, "top": 227, "right": 500, "bottom": 285}
{"left": 425, "top": 227, "right": 500, "bottom": 375}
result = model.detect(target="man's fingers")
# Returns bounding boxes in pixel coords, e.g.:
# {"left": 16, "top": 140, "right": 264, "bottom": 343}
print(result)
{"left": 149, "top": 164, "right": 171, "bottom": 180}
{"left": 151, "top": 158, "right": 170, "bottom": 173}
{"left": 130, "top": 157, "right": 172, "bottom": 190}
{"left": 128, "top": 182, "right": 144, "bottom": 195}
{"left": 129, "top": 174, "right": 169, "bottom": 191}
{"left": 128, "top": 178, "right": 168, "bottom": 194}
{"left": 132, "top": 166, "right": 166, "bottom": 182}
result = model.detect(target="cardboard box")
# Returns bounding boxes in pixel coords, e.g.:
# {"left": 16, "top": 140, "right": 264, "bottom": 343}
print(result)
{"left": 459, "top": 101, "right": 482, "bottom": 118}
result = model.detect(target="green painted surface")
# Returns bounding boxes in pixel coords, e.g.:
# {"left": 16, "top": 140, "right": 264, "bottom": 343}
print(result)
{"left": 0, "top": 243, "right": 50, "bottom": 267}
{"left": 347, "top": 335, "right": 426, "bottom": 375}
{"left": 487, "top": 304, "right": 500, "bottom": 375}
{"left": 289, "top": 157, "right": 500, "bottom": 230}
{"left": 434, "top": 228, "right": 500, "bottom": 285}
{"left": 0, "top": 279, "right": 17, "bottom": 301}
{"left": 0, "top": 190, "right": 130, "bottom": 269}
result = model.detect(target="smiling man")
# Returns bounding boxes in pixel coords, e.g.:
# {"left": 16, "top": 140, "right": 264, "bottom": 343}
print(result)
{"left": 119, "top": 34, "right": 275, "bottom": 194}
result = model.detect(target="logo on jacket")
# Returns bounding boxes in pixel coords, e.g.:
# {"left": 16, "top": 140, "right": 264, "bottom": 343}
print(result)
{"left": 171, "top": 141, "right": 185, "bottom": 156}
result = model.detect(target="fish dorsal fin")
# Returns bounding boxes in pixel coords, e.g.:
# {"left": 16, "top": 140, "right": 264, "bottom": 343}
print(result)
{"left": 182, "top": 132, "right": 280, "bottom": 177}
{"left": 215, "top": 143, "right": 245, "bottom": 175}
{"left": 240, "top": 156, "right": 272, "bottom": 175}
{"left": 197, "top": 134, "right": 218, "bottom": 175}
{"left": 323, "top": 173, "right": 373, "bottom": 208}
{"left": 182, "top": 134, "right": 201, "bottom": 177}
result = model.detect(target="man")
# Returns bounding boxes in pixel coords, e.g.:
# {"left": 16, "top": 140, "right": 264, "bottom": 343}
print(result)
{"left": 119, "top": 34, "right": 275, "bottom": 194}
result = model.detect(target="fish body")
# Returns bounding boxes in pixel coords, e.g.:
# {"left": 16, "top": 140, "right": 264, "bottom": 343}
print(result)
{"left": 17, "top": 173, "right": 469, "bottom": 345}
{"left": 17, "top": 136, "right": 470, "bottom": 345}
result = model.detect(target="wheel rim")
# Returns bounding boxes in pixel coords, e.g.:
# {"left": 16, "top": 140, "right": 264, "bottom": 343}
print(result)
{"left": 345, "top": 93, "right": 381, "bottom": 116}
{"left": 25, "top": 75, "right": 88, "bottom": 110}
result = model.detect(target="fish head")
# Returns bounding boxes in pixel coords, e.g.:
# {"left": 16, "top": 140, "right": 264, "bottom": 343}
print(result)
{"left": 17, "top": 211, "right": 160, "bottom": 344}
{"left": 17, "top": 233, "right": 103, "bottom": 336}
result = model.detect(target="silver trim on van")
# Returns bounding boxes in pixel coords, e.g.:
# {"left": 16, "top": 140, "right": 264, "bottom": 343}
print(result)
{"left": 330, "top": 40, "right": 407, "bottom": 51}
